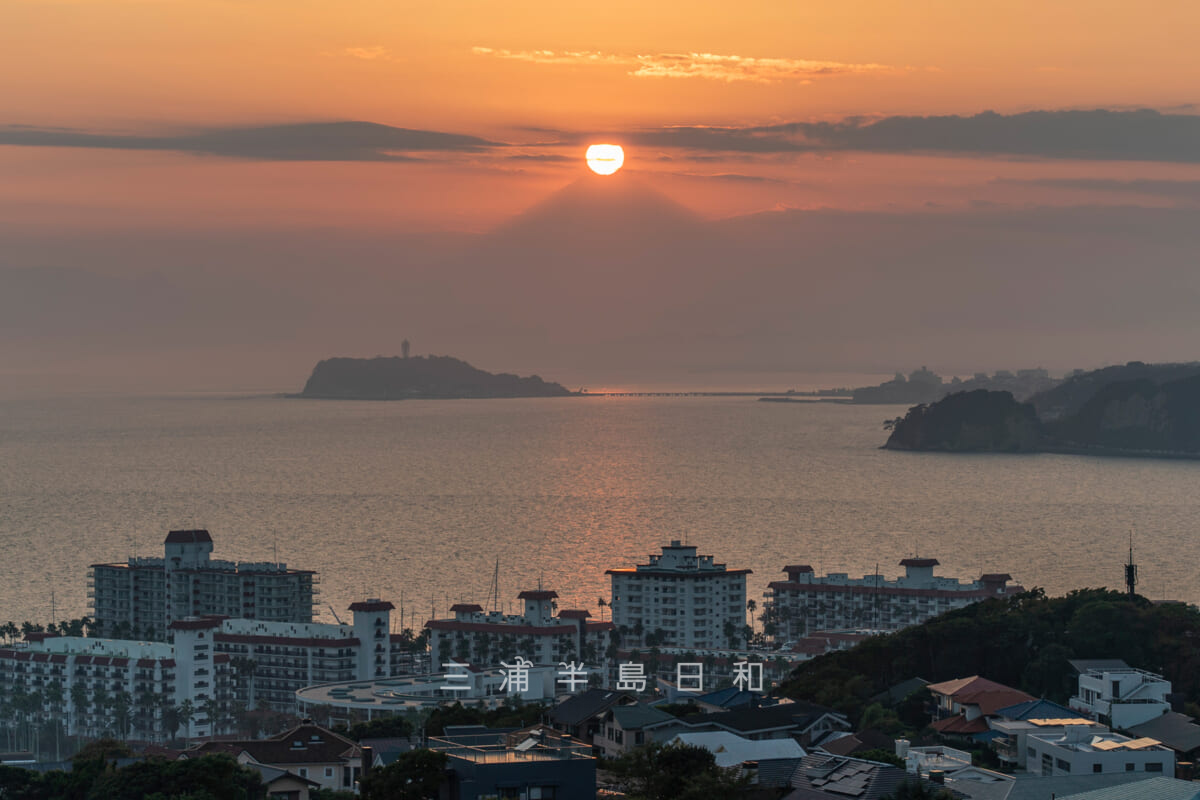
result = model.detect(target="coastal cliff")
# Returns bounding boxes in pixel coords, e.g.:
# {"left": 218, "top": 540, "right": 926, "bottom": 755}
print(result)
{"left": 299, "top": 355, "right": 573, "bottom": 400}
{"left": 884, "top": 390, "right": 1041, "bottom": 452}
{"left": 884, "top": 365, "right": 1200, "bottom": 456}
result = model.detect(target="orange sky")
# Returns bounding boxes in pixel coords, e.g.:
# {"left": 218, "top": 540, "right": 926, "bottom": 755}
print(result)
{"left": 2, "top": 0, "right": 1199, "bottom": 228}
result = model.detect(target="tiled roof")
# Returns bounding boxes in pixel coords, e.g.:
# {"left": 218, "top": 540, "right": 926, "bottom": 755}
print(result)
{"left": 189, "top": 724, "right": 359, "bottom": 767}
{"left": 927, "top": 675, "right": 1034, "bottom": 715}
{"left": 994, "top": 698, "right": 1078, "bottom": 721}
{"left": 931, "top": 715, "right": 991, "bottom": 735}
{"left": 449, "top": 603, "right": 484, "bottom": 613}
{"left": 551, "top": 688, "right": 635, "bottom": 727}
{"left": 900, "top": 558, "right": 940, "bottom": 567}
{"left": 609, "top": 704, "right": 676, "bottom": 730}
{"left": 689, "top": 700, "right": 843, "bottom": 735}
{"left": 517, "top": 590, "right": 558, "bottom": 600}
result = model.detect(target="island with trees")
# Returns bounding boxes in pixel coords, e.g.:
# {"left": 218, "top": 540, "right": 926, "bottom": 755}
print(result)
{"left": 297, "top": 354, "right": 573, "bottom": 400}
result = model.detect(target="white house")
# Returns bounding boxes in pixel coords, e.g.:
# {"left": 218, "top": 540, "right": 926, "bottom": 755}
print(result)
{"left": 1025, "top": 725, "right": 1174, "bottom": 777}
{"left": 1071, "top": 663, "right": 1171, "bottom": 729}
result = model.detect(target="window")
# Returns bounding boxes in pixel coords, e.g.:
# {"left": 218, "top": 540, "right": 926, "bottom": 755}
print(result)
{"left": 325, "top": 767, "right": 333, "bottom": 777}
{"left": 1126, "top": 763, "right": 1135, "bottom": 772}
{"left": 298, "top": 768, "right": 307, "bottom": 777}
{"left": 1146, "top": 763, "right": 1164, "bottom": 772}
{"left": 1056, "top": 758, "right": 1071, "bottom": 773}
{"left": 1093, "top": 764, "right": 1102, "bottom": 773}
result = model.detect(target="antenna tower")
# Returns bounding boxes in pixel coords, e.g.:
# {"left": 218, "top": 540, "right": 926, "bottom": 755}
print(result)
{"left": 1125, "top": 533, "right": 1138, "bottom": 597}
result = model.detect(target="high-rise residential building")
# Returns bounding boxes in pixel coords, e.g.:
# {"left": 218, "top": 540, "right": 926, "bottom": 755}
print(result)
{"left": 88, "top": 530, "right": 318, "bottom": 641}
{"left": 763, "top": 558, "right": 1021, "bottom": 639}
{"left": 607, "top": 541, "right": 750, "bottom": 649}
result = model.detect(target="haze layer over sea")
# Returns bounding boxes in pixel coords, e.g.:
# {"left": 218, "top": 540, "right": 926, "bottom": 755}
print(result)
{"left": 3, "top": 392, "right": 1199, "bottom": 629}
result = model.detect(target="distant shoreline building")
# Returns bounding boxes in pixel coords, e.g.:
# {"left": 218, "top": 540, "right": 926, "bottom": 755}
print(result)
{"left": 88, "top": 530, "right": 318, "bottom": 641}
{"left": 425, "top": 590, "right": 612, "bottom": 669}
{"left": 607, "top": 541, "right": 750, "bottom": 649}
{"left": 764, "top": 558, "right": 1022, "bottom": 640}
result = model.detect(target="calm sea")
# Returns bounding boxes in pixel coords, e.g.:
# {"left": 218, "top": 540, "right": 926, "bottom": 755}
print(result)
{"left": 2, "top": 393, "right": 1199, "bottom": 629}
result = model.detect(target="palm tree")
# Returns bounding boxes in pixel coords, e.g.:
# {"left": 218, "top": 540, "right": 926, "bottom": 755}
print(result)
{"left": 747, "top": 600, "right": 758, "bottom": 636}
{"left": 112, "top": 691, "right": 133, "bottom": 741}
{"left": 44, "top": 680, "right": 65, "bottom": 760}
{"left": 201, "top": 696, "right": 221, "bottom": 737}
{"left": 597, "top": 597, "right": 607, "bottom": 621}
{"left": 178, "top": 699, "right": 195, "bottom": 741}
{"left": 70, "top": 683, "right": 89, "bottom": 738}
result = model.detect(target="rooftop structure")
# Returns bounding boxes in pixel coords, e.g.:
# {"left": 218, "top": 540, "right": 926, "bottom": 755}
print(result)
{"left": 764, "top": 558, "right": 1022, "bottom": 639}
{"left": 928, "top": 675, "right": 1035, "bottom": 736}
{"left": 607, "top": 541, "right": 750, "bottom": 649}
{"left": 89, "top": 529, "right": 318, "bottom": 641}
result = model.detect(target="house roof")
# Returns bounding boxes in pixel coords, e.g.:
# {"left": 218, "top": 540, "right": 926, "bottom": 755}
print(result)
{"left": 900, "top": 558, "right": 939, "bottom": 567}
{"left": 693, "top": 686, "right": 760, "bottom": 710}
{"left": 784, "top": 753, "right": 910, "bottom": 800}
{"left": 819, "top": 728, "right": 895, "bottom": 757}
{"left": 449, "top": 603, "right": 484, "bottom": 613}
{"left": 669, "top": 731, "right": 804, "bottom": 767}
{"left": 931, "top": 715, "right": 991, "bottom": 735}
{"left": 246, "top": 764, "right": 321, "bottom": 789}
{"left": 517, "top": 590, "right": 558, "bottom": 600}
{"left": 189, "top": 724, "right": 360, "bottom": 766}
{"left": 688, "top": 700, "right": 845, "bottom": 736}
{"left": 871, "top": 677, "right": 931, "bottom": 706}
{"left": 940, "top": 766, "right": 1014, "bottom": 800}
{"left": 551, "top": 688, "right": 636, "bottom": 727}
{"left": 1055, "top": 775, "right": 1200, "bottom": 800}
{"left": 994, "top": 698, "right": 1079, "bottom": 722}
{"left": 927, "top": 675, "right": 1034, "bottom": 715}
{"left": 1127, "top": 712, "right": 1200, "bottom": 754}
{"left": 609, "top": 704, "right": 676, "bottom": 730}
{"left": 1069, "top": 659, "right": 1132, "bottom": 675}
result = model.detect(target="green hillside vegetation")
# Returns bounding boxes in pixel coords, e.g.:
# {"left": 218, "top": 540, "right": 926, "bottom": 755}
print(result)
{"left": 777, "top": 589, "right": 1200, "bottom": 727}
{"left": 1029, "top": 361, "right": 1200, "bottom": 419}
{"left": 884, "top": 390, "right": 1041, "bottom": 452}
{"left": 299, "top": 355, "right": 572, "bottom": 399}
{"left": 1045, "top": 373, "right": 1200, "bottom": 452}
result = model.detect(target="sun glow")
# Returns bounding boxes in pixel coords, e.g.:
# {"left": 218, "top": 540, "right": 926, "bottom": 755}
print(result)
{"left": 586, "top": 144, "right": 624, "bottom": 175}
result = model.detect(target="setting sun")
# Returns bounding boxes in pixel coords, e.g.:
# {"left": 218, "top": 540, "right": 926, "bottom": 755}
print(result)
{"left": 585, "top": 144, "right": 624, "bottom": 175}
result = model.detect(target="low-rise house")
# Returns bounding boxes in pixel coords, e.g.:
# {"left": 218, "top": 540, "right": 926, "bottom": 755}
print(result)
{"left": 429, "top": 725, "right": 595, "bottom": 800}
{"left": 182, "top": 722, "right": 364, "bottom": 794}
{"left": 928, "top": 675, "right": 1034, "bottom": 737}
{"left": 987, "top": 698, "right": 1093, "bottom": 766}
{"left": 904, "top": 744, "right": 973, "bottom": 775}
{"left": 595, "top": 704, "right": 677, "bottom": 758}
{"left": 1069, "top": 661, "right": 1171, "bottom": 729}
{"left": 549, "top": 688, "right": 636, "bottom": 744}
{"left": 244, "top": 764, "right": 322, "bottom": 800}
{"left": 671, "top": 699, "right": 851, "bottom": 747}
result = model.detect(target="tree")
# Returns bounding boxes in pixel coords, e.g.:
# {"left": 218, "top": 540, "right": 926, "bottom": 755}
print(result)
{"left": 747, "top": 600, "right": 757, "bottom": 636}
{"left": 606, "top": 742, "right": 750, "bottom": 800}
{"left": 360, "top": 749, "right": 448, "bottom": 800}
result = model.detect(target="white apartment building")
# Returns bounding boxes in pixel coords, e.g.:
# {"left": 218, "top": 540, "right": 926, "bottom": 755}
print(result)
{"left": 764, "top": 558, "right": 1021, "bottom": 639}
{"left": 0, "top": 631, "right": 233, "bottom": 743}
{"left": 89, "top": 530, "right": 318, "bottom": 641}
{"left": 1071, "top": 664, "right": 1172, "bottom": 729}
{"left": 1024, "top": 725, "right": 1174, "bottom": 776}
{"left": 0, "top": 599, "right": 429, "bottom": 747}
{"left": 426, "top": 590, "right": 612, "bottom": 670}
{"left": 607, "top": 541, "right": 750, "bottom": 649}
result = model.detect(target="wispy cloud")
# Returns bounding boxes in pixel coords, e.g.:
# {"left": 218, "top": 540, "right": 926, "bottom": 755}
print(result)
{"left": 471, "top": 46, "right": 897, "bottom": 84}
{"left": 617, "top": 109, "right": 1200, "bottom": 162}
{"left": 0, "top": 121, "right": 498, "bottom": 161}
{"left": 995, "top": 177, "right": 1200, "bottom": 202}
{"left": 342, "top": 46, "right": 396, "bottom": 62}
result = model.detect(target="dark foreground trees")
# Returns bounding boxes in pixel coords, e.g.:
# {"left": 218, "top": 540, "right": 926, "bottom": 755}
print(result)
{"left": 604, "top": 742, "right": 750, "bottom": 800}
{"left": 0, "top": 750, "right": 263, "bottom": 800}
